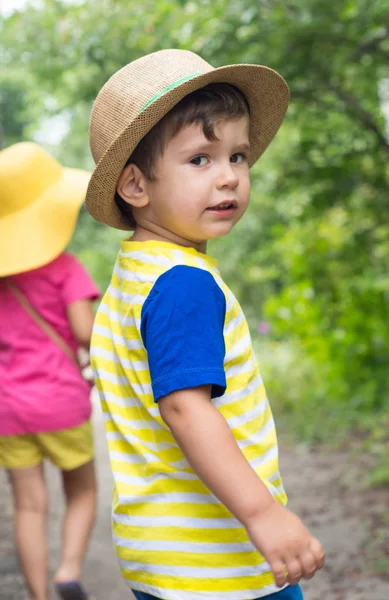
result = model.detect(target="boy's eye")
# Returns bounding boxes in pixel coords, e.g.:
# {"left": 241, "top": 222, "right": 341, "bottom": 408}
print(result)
{"left": 190, "top": 155, "right": 208, "bottom": 166}
{"left": 230, "top": 153, "right": 247, "bottom": 164}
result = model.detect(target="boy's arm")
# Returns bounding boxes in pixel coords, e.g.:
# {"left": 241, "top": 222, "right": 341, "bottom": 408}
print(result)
{"left": 159, "top": 385, "right": 325, "bottom": 588}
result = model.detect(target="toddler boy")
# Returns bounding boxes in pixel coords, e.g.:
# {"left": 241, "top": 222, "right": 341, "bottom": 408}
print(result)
{"left": 86, "top": 49, "right": 325, "bottom": 600}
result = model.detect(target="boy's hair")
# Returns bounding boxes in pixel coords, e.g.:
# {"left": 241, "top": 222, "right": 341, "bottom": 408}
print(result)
{"left": 115, "top": 83, "right": 250, "bottom": 227}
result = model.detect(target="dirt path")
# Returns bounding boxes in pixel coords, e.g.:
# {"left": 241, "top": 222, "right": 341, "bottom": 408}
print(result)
{"left": 1, "top": 395, "right": 388, "bottom": 599}
{"left": 281, "top": 445, "right": 389, "bottom": 599}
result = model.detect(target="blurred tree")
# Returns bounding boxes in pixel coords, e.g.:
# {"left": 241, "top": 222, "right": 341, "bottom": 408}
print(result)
{"left": 0, "top": 72, "right": 44, "bottom": 149}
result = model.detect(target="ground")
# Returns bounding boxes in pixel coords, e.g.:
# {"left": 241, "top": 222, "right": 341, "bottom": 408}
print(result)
{"left": 1, "top": 394, "right": 388, "bottom": 600}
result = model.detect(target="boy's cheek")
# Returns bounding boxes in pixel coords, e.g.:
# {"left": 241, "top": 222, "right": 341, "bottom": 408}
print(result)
{"left": 242, "top": 185, "right": 251, "bottom": 207}
{"left": 239, "top": 197, "right": 251, "bottom": 218}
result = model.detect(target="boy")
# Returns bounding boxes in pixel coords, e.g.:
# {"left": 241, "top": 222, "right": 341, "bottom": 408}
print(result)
{"left": 86, "top": 49, "right": 325, "bottom": 600}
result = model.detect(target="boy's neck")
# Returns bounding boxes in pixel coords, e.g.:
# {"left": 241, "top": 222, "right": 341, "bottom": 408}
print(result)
{"left": 131, "top": 225, "right": 207, "bottom": 254}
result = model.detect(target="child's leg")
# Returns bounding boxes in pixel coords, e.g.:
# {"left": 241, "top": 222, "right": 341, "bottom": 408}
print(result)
{"left": 8, "top": 463, "right": 50, "bottom": 600}
{"left": 54, "top": 460, "right": 97, "bottom": 584}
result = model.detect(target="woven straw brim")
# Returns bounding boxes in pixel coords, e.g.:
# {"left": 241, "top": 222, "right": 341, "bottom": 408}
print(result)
{"left": 0, "top": 168, "right": 90, "bottom": 277}
{"left": 85, "top": 64, "right": 289, "bottom": 230}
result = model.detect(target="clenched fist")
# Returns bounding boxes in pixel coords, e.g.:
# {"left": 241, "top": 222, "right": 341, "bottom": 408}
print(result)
{"left": 246, "top": 502, "right": 325, "bottom": 588}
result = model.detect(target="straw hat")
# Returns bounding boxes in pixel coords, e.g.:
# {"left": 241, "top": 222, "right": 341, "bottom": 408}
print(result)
{"left": 0, "top": 142, "right": 90, "bottom": 277}
{"left": 86, "top": 49, "right": 289, "bottom": 230}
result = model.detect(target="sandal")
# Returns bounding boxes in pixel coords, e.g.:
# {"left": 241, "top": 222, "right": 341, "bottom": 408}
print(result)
{"left": 55, "top": 581, "right": 89, "bottom": 600}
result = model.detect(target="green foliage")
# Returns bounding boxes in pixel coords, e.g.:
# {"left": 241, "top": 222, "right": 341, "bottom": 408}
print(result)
{"left": 254, "top": 337, "right": 352, "bottom": 445}
{"left": 2, "top": 0, "right": 389, "bottom": 455}
{"left": 69, "top": 207, "right": 124, "bottom": 292}
{"left": 0, "top": 71, "right": 44, "bottom": 148}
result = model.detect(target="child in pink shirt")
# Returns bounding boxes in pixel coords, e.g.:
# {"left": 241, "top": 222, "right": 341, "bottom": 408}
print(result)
{"left": 0, "top": 253, "right": 99, "bottom": 436}
{"left": 0, "top": 142, "right": 100, "bottom": 600}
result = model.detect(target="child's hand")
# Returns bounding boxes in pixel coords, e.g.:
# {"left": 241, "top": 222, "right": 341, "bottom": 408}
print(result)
{"left": 246, "top": 502, "right": 325, "bottom": 588}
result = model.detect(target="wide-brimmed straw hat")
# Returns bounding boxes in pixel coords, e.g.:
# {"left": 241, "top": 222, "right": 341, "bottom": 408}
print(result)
{"left": 86, "top": 49, "right": 289, "bottom": 230}
{"left": 0, "top": 142, "right": 90, "bottom": 277}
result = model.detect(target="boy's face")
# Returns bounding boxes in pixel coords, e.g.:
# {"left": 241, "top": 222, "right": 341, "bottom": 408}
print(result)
{"left": 133, "top": 116, "right": 251, "bottom": 248}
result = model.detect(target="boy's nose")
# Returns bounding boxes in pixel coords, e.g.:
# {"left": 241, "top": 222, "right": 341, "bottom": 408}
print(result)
{"left": 216, "top": 162, "right": 239, "bottom": 189}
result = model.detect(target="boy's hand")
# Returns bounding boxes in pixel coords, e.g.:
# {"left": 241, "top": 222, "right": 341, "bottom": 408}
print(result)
{"left": 246, "top": 502, "right": 325, "bottom": 588}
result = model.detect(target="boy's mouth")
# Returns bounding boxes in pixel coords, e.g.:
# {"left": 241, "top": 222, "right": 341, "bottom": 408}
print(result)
{"left": 206, "top": 200, "right": 238, "bottom": 212}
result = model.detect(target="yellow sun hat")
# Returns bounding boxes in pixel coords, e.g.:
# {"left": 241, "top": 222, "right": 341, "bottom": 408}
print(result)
{"left": 0, "top": 142, "right": 91, "bottom": 277}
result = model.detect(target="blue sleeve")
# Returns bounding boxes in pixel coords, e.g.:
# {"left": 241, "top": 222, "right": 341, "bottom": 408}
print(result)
{"left": 141, "top": 265, "right": 226, "bottom": 402}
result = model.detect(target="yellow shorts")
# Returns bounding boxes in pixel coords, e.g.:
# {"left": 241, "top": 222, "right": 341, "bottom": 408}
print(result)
{"left": 0, "top": 421, "right": 94, "bottom": 471}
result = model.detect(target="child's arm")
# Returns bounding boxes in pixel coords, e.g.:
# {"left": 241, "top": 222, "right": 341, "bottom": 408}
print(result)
{"left": 159, "top": 385, "right": 325, "bottom": 588}
{"left": 66, "top": 299, "right": 95, "bottom": 349}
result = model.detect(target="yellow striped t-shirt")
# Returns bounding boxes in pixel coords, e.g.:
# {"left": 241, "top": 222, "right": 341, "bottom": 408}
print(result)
{"left": 91, "top": 239, "right": 287, "bottom": 600}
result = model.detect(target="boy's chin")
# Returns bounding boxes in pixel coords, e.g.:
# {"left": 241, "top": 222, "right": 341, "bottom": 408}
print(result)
{"left": 204, "top": 222, "right": 237, "bottom": 239}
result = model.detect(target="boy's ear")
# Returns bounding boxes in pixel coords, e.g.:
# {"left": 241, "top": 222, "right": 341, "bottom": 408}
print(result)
{"left": 116, "top": 163, "right": 149, "bottom": 208}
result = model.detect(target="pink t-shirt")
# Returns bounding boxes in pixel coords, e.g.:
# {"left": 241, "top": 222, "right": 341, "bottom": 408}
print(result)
{"left": 0, "top": 253, "right": 100, "bottom": 436}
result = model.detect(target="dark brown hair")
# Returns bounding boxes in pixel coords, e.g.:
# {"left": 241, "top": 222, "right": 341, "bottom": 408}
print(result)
{"left": 115, "top": 83, "right": 250, "bottom": 227}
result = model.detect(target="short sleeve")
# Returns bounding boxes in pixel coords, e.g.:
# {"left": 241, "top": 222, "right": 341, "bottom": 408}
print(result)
{"left": 59, "top": 253, "right": 100, "bottom": 306}
{"left": 141, "top": 265, "right": 226, "bottom": 402}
